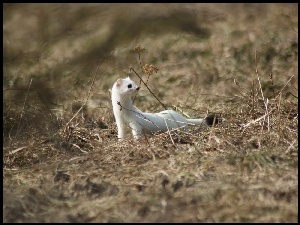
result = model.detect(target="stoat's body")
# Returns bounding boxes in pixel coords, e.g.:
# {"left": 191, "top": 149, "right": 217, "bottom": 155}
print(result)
{"left": 111, "top": 77, "right": 216, "bottom": 140}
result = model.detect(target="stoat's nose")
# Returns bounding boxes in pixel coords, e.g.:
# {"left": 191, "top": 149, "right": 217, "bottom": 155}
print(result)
{"left": 136, "top": 87, "right": 140, "bottom": 91}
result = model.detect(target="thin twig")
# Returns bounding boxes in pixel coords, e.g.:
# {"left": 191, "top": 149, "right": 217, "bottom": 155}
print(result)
{"left": 138, "top": 52, "right": 144, "bottom": 84}
{"left": 133, "top": 52, "right": 144, "bottom": 104}
{"left": 63, "top": 63, "right": 100, "bottom": 134}
{"left": 9, "top": 146, "right": 27, "bottom": 155}
{"left": 172, "top": 105, "right": 192, "bottom": 118}
{"left": 234, "top": 78, "right": 247, "bottom": 98}
{"left": 145, "top": 74, "right": 151, "bottom": 85}
{"left": 130, "top": 67, "right": 167, "bottom": 110}
{"left": 241, "top": 107, "right": 275, "bottom": 133}
{"left": 285, "top": 139, "right": 297, "bottom": 154}
{"left": 274, "top": 74, "right": 295, "bottom": 101}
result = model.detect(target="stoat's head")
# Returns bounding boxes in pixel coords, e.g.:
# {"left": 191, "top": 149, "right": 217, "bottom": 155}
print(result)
{"left": 113, "top": 77, "right": 140, "bottom": 98}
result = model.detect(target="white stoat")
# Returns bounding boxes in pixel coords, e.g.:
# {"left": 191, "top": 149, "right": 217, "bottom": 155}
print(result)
{"left": 111, "top": 77, "right": 218, "bottom": 140}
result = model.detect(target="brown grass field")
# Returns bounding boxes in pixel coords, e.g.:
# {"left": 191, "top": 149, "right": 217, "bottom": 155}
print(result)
{"left": 3, "top": 3, "right": 298, "bottom": 222}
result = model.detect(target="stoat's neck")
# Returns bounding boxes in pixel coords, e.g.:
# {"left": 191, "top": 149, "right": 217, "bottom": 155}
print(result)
{"left": 112, "top": 92, "right": 139, "bottom": 113}
{"left": 119, "top": 97, "right": 136, "bottom": 111}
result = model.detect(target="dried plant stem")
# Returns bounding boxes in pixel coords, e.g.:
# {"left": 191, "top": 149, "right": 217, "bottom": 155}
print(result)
{"left": 142, "top": 129, "right": 150, "bottom": 146}
{"left": 15, "top": 78, "right": 33, "bottom": 138}
{"left": 130, "top": 67, "right": 167, "bottom": 110}
{"left": 242, "top": 107, "right": 275, "bottom": 132}
{"left": 163, "top": 118, "right": 178, "bottom": 149}
{"left": 285, "top": 139, "right": 297, "bottom": 154}
{"left": 234, "top": 78, "right": 247, "bottom": 98}
{"left": 207, "top": 116, "right": 218, "bottom": 145}
{"left": 255, "top": 50, "right": 270, "bottom": 132}
{"left": 145, "top": 74, "right": 151, "bottom": 85}
{"left": 63, "top": 64, "right": 100, "bottom": 134}
{"left": 138, "top": 52, "right": 144, "bottom": 86}
{"left": 277, "top": 92, "right": 282, "bottom": 134}
{"left": 172, "top": 105, "right": 191, "bottom": 118}
{"left": 274, "top": 74, "right": 295, "bottom": 100}
{"left": 133, "top": 52, "right": 144, "bottom": 104}
{"left": 251, "top": 80, "right": 255, "bottom": 111}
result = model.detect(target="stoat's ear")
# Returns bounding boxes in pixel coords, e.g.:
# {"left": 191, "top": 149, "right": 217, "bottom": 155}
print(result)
{"left": 116, "top": 79, "right": 122, "bottom": 88}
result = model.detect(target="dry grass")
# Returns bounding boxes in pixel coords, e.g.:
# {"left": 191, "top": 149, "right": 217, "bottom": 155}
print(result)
{"left": 3, "top": 3, "right": 298, "bottom": 222}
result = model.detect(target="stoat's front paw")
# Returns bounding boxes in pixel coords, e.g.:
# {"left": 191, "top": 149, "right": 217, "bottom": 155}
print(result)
{"left": 133, "top": 135, "right": 142, "bottom": 141}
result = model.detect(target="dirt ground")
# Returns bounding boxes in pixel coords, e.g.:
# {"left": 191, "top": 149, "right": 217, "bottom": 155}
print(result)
{"left": 3, "top": 3, "right": 298, "bottom": 222}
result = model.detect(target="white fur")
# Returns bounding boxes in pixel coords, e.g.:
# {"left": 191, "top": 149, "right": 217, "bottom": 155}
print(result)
{"left": 111, "top": 77, "right": 208, "bottom": 140}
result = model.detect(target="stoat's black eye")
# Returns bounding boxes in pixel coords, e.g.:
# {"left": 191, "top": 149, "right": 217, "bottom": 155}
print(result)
{"left": 128, "top": 84, "right": 132, "bottom": 89}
